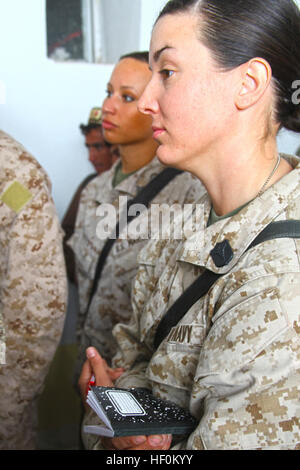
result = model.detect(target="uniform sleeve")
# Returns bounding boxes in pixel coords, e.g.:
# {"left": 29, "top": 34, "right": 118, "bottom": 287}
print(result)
{"left": 112, "top": 236, "right": 183, "bottom": 384}
{"left": 0, "top": 180, "right": 67, "bottom": 449}
{"left": 67, "top": 183, "right": 93, "bottom": 341}
{"left": 62, "top": 174, "right": 96, "bottom": 284}
{"left": 187, "top": 269, "right": 300, "bottom": 450}
{"left": 82, "top": 264, "right": 154, "bottom": 449}
{"left": 111, "top": 262, "right": 157, "bottom": 388}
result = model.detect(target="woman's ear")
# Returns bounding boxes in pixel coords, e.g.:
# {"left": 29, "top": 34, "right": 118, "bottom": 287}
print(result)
{"left": 235, "top": 58, "right": 272, "bottom": 110}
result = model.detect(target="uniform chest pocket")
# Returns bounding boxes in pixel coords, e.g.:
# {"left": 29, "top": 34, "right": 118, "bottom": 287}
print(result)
{"left": 112, "top": 238, "right": 148, "bottom": 275}
{"left": 72, "top": 228, "right": 103, "bottom": 280}
{"left": 147, "top": 324, "right": 206, "bottom": 392}
{"left": 165, "top": 323, "right": 206, "bottom": 353}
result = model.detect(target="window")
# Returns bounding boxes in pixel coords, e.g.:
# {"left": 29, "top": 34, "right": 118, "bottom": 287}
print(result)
{"left": 46, "top": 0, "right": 141, "bottom": 64}
{"left": 47, "top": 0, "right": 84, "bottom": 61}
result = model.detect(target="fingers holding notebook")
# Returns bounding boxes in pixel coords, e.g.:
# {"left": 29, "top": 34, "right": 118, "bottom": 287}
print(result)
{"left": 102, "top": 434, "right": 172, "bottom": 451}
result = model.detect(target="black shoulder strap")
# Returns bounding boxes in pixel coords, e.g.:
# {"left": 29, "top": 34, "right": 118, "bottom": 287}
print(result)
{"left": 153, "top": 220, "right": 300, "bottom": 349}
{"left": 85, "top": 167, "right": 182, "bottom": 314}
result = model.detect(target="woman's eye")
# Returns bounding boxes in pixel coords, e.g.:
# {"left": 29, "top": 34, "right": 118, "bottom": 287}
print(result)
{"left": 160, "top": 69, "right": 174, "bottom": 80}
{"left": 105, "top": 89, "right": 112, "bottom": 98}
{"left": 123, "top": 94, "right": 135, "bottom": 103}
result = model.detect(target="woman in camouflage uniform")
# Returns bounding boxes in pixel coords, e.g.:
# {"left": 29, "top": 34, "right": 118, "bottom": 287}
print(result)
{"left": 71, "top": 51, "right": 205, "bottom": 378}
{"left": 80, "top": 0, "right": 300, "bottom": 450}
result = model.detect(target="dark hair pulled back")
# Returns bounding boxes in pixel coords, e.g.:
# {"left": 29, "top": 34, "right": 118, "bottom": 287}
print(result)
{"left": 157, "top": 0, "right": 300, "bottom": 133}
{"left": 119, "top": 51, "right": 149, "bottom": 64}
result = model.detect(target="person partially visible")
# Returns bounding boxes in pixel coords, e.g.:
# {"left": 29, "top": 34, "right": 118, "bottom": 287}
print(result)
{"left": 80, "top": 0, "right": 300, "bottom": 451}
{"left": 0, "top": 130, "right": 67, "bottom": 449}
{"left": 62, "top": 107, "right": 118, "bottom": 285}
{"left": 80, "top": 107, "right": 119, "bottom": 175}
{"left": 69, "top": 51, "right": 206, "bottom": 381}
{"left": 296, "top": 145, "right": 300, "bottom": 157}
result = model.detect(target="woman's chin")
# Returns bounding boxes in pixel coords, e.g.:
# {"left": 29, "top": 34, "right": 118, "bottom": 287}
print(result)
{"left": 156, "top": 145, "right": 182, "bottom": 169}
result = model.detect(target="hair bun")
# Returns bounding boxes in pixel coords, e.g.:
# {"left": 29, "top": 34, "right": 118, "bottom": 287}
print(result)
{"left": 283, "top": 113, "right": 300, "bottom": 133}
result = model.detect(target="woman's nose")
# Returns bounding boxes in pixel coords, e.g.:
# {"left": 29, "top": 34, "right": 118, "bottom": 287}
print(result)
{"left": 102, "top": 94, "right": 117, "bottom": 114}
{"left": 138, "top": 80, "right": 159, "bottom": 116}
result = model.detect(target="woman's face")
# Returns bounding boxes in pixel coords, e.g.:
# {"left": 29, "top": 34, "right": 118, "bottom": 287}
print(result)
{"left": 138, "top": 13, "right": 238, "bottom": 171}
{"left": 102, "top": 58, "right": 154, "bottom": 146}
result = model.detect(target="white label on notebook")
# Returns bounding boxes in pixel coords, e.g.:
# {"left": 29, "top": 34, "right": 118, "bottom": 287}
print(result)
{"left": 106, "top": 390, "right": 146, "bottom": 416}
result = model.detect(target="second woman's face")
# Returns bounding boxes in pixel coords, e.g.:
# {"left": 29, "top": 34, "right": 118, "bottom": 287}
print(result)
{"left": 138, "top": 13, "right": 239, "bottom": 171}
{"left": 101, "top": 58, "right": 154, "bottom": 145}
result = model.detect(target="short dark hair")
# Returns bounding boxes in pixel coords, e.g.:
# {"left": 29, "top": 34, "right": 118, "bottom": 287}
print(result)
{"left": 119, "top": 51, "right": 149, "bottom": 64}
{"left": 79, "top": 123, "right": 101, "bottom": 135}
{"left": 79, "top": 123, "right": 112, "bottom": 147}
{"left": 156, "top": 0, "right": 300, "bottom": 133}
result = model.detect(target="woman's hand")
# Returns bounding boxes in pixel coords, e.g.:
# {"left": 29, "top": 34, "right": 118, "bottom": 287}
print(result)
{"left": 78, "top": 347, "right": 125, "bottom": 405}
{"left": 102, "top": 434, "right": 172, "bottom": 451}
{"left": 79, "top": 347, "right": 172, "bottom": 450}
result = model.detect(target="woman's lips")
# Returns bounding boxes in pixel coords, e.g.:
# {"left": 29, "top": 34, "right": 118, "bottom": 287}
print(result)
{"left": 102, "top": 119, "right": 118, "bottom": 130}
{"left": 152, "top": 127, "right": 165, "bottom": 139}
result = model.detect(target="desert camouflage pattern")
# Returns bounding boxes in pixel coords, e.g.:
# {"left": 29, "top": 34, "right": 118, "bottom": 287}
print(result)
{"left": 0, "top": 310, "right": 5, "bottom": 365}
{"left": 86, "top": 154, "right": 300, "bottom": 451}
{"left": 0, "top": 131, "right": 67, "bottom": 449}
{"left": 69, "top": 157, "right": 206, "bottom": 377}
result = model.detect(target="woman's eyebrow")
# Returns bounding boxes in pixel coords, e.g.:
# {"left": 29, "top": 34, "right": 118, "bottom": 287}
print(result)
{"left": 153, "top": 45, "right": 175, "bottom": 62}
{"left": 107, "top": 84, "right": 136, "bottom": 91}
{"left": 120, "top": 86, "right": 136, "bottom": 91}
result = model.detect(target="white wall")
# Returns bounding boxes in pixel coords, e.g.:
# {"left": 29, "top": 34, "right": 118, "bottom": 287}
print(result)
{"left": 0, "top": 0, "right": 114, "bottom": 219}
{"left": 139, "top": 0, "right": 167, "bottom": 49}
{"left": 0, "top": 0, "right": 299, "bottom": 219}
{"left": 100, "top": 0, "right": 141, "bottom": 63}
{"left": 0, "top": 0, "right": 168, "bottom": 219}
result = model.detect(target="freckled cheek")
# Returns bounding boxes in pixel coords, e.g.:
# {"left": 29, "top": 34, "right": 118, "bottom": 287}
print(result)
{"left": 159, "top": 89, "right": 192, "bottom": 124}
{"left": 160, "top": 96, "right": 188, "bottom": 133}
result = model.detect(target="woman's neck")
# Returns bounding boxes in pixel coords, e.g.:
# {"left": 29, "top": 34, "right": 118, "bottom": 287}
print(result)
{"left": 119, "top": 139, "right": 158, "bottom": 174}
{"left": 190, "top": 136, "right": 293, "bottom": 217}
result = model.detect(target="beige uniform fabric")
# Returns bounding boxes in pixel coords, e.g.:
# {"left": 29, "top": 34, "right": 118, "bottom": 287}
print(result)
{"left": 0, "top": 131, "right": 67, "bottom": 449}
{"left": 69, "top": 157, "right": 206, "bottom": 374}
{"left": 0, "top": 311, "right": 5, "bottom": 365}
{"left": 85, "top": 154, "right": 300, "bottom": 450}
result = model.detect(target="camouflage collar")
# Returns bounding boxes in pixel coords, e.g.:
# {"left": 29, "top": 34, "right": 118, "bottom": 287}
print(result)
{"left": 94, "top": 157, "right": 164, "bottom": 201}
{"left": 115, "top": 157, "right": 165, "bottom": 197}
{"left": 178, "top": 155, "right": 300, "bottom": 274}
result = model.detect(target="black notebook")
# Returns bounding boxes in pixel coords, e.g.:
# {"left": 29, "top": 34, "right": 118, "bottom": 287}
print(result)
{"left": 83, "top": 386, "right": 197, "bottom": 438}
